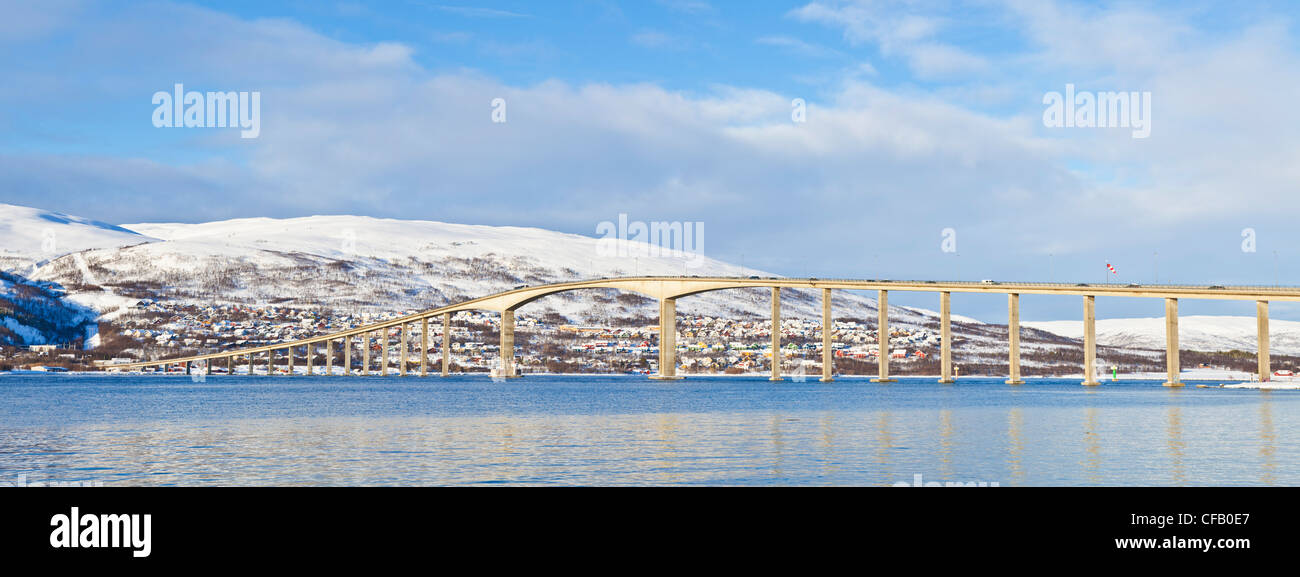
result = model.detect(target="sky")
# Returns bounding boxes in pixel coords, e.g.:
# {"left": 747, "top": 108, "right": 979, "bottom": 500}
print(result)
{"left": 2, "top": 0, "right": 1300, "bottom": 322}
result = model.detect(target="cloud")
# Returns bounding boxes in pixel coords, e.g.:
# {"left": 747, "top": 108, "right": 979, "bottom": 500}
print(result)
{"left": 5, "top": 0, "right": 1300, "bottom": 321}
{"left": 431, "top": 5, "right": 530, "bottom": 19}
{"left": 789, "top": 0, "right": 990, "bottom": 80}
{"left": 630, "top": 29, "right": 691, "bottom": 50}
{"left": 755, "top": 35, "right": 843, "bottom": 59}
{"left": 655, "top": 0, "right": 716, "bottom": 16}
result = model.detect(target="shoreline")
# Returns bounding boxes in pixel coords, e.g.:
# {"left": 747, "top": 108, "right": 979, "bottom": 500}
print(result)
{"left": 0, "top": 370, "right": 1271, "bottom": 383}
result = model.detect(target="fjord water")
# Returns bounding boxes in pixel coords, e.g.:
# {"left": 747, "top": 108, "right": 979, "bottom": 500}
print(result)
{"left": 0, "top": 375, "right": 1295, "bottom": 486}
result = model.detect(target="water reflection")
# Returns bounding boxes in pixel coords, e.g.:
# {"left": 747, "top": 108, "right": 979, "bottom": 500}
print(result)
{"left": 1007, "top": 408, "right": 1024, "bottom": 486}
{"left": 770, "top": 415, "right": 785, "bottom": 479}
{"left": 651, "top": 414, "right": 680, "bottom": 485}
{"left": 1081, "top": 407, "right": 1101, "bottom": 485}
{"left": 1259, "top": 396, "right": 1276, "bottom": 486}
{"left": 2, "top": 376, "right": 1300, "bottom": 486}
{"left": 874, "top": 411, "right": 895, "bottom": 485}
{"left": 938, "top": 409, "right": 954, "bottom": 481}
{"left": 819, "top": 414, "right": 838, "bottom": 480}
{"left": 1166, "top": 404, "right": 1186, "bottom": 486}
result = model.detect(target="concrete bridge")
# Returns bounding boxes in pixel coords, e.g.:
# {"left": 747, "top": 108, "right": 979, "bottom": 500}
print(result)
{"left": 98, "top": 277, "right": 1298, "bottom": 386}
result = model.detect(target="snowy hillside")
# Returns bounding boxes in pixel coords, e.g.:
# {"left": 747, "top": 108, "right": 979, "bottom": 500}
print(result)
{"left": 1024, "top": 316, "right": 1300, "bottom": 356}
{"left": 26, "top": 214, "right": 910, "bottom": 325}
{"left": 9, "top": 202, "right": 1294, "bottom": 364}
{"left": 0, "top": 203, "right": 154, "bottom": 273}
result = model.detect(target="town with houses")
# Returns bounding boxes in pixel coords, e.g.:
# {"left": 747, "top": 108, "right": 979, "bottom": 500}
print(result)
{"left": 1, "top": 299, "right": 943, "bottom": 375}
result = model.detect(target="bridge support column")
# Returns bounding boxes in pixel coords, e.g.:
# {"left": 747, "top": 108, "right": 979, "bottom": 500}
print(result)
{"left": 381, "top": 330, "right": 389, "bottom": 377}
{"left": 325, "top": 340, "right": 332, "bottom": 376}
{"left": 1258, "top": 300, "right": 1270, "bottom": 382}
{"left": 288, "top": 346, "right": 295, "bottom": 376}
{"left": 343, "top": 336, "right": 351, "bottom": 376}
{"left": 500, "top": 309, "right": 519, "bottom": 378}
{"left": 651, "top": 298, "right": 682, "bottom": 380}
{"left": 363, "top": 333, "right": 371, "bottom": 376}
{"left": 872, "top": 290, "right": 896, "bottom": 383}
{"left": 770, "top": 287, "right": 783, "bottom": 381}
{"left": 939, "top": 291, "right": 954, "bottom": 384}
{"left": 227, "top": 356, "right": 233, "bottom": 376}
{"left": 1164, "top": 297, "right": 1182, "bottom": 387}
{"left": 442, "top": 313, "right": 451, "bottom": 377}
{"left": 246, "top": 353, "right": 252, "bottom": 376}
{"left": 1007, "top": 293, "right": 1024, "bottom": 385}
{"left": 306, "top": 343, "right": 313, "bottom": 376}
{"left": 400, "top": 324, "right": 409, "bottom": 377}
{"left": 821, "top": 288, "right": 833, "bottom": 382}
{"left": 1082, "top": 295, "right": 1099, "bottom": 386}
{"left": 421, "top": 317, "right": 429, "bottom": 377}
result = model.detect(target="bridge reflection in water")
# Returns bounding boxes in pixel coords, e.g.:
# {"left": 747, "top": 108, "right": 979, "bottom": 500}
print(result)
{"left": 102, "top": 276, "right": 1296, "bottom": 386}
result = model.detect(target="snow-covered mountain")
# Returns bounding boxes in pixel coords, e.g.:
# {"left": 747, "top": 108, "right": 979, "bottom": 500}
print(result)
{"left": 0, "top": 204, "right": 148, "bottom": 345}
{"left": 6, "top": 202, "right": 1296, "bottom": 362}
{"left": 0, "top": 203, "right": 155, "bottom": 273}
{"left": 1024, "top": 316, "right": 1300, "bottom": 356}
{"left": 21, "top": 211, "right": 910, "bottom": 326}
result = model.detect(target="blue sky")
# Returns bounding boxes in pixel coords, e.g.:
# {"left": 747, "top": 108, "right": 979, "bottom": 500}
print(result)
{"left": 3, "top": 0, "right": 1300, "bottom": 322}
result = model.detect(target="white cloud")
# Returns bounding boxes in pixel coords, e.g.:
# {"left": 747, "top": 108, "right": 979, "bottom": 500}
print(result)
{"left": 4, "top": 0, "right": 1300, "bottom": 319}
{"left": 789, "top": 0, "right": 989, "bottom": 81}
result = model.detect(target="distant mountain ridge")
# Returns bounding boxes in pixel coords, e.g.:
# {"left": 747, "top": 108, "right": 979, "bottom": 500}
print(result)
{"left": 1024, "top": 316, "right": 1300, "bottom": 356}
{"left": 5, "top": 203, "right": 1300, "bottom": 359}
{"left": 1, "top": 205, "right": 930, "bottom": 347}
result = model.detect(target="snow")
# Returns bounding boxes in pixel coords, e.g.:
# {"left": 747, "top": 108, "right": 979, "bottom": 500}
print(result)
{"left": 1024, "top": 316, "right": 1300, "bottom": 355}
{"left": 0, "top": 203, "right": 155, "bottom": 271}
{"left": 900, "top": 306, "right": 984, "bottom": 325}
{"left": 93, "top": 214, "right": 891, "bottom": 321}
{"left": 0, "top": 316, "right": 45, "bottom": 344}
{"left": 7, "top": 202, "right": 1298, "bottom": 360}
{"left": 1224, "top": 382, "right": 1300, "bottom": 390}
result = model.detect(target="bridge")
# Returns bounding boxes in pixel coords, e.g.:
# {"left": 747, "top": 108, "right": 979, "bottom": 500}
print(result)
{"left": 99, "top": 277, "right": 1300, "bottom": 386}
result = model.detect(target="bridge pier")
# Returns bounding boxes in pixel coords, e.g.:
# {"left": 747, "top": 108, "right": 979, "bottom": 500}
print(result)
{"left": 442, "top": 313, "right": 450, "bottom": 377}
{"left": 343, "top": 336, "right": 351, "bottom": 376}
{"left": 400, "top": 324, "right": 409, "bottom": 377}
{"left": 246, "top": 353, "right": 251, "bottom": 376}
{"left": 939, "top": 291, "right": 954, "bottom": 384}
{"left": 500, "top": 309, "right": 520, "bottom": 378}
{"left": 306, "top": 343, "right": 313, "bottom": 376}
{"left": 1007, "top": 293, "right": 1024, "bottom": 384}
{"left": 381, "top": 329, "right": 389, "bottom": 376}
{"left": 363, "top": 333, "right": 371, "bottom": 376}
{"left": 421, "top": 317, "right": 429, "bottom": 377}
{"left": 821, "top": 288, "right": 833, "bottom": 382}
{"left": 1258, "top": 300, "right": 1270, "bottom": 382}
{"left": 1164, "top": 297, "right": 1182, "bottom": 387}
{"left": 651, "top": 298, "right": 681, "bottom": 380}
{"left": 871, "top": 290, "right": 896, "bottom": 383}
{"left": 288, "top": 346, "right": 295, "bottom": 376}
{"left": 770, "top": 287, "right": 783, "bottom": 381}
{"left": 1082, "top": 296, "right": 1099, "bottom": 386}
